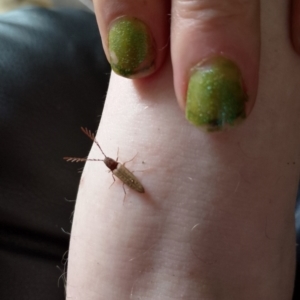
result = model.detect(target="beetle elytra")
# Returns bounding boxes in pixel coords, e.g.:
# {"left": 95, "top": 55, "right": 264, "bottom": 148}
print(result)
{"left": 64, "top": 127, "right": 145, "bottom": 194}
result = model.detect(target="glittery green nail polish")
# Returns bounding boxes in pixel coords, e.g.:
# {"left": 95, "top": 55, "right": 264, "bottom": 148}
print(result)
{"left": 186, "top": 56, "right": 248, "bottom": 131}
{"left": 108, "top": 16, "right": 156, "bottom": 78}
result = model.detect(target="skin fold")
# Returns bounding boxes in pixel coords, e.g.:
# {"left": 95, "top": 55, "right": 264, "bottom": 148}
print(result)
{"left": 66, "top": 1, "right": 300, "bottom": 299}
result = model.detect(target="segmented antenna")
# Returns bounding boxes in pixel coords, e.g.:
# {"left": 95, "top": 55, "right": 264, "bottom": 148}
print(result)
{"left": 63, "top": 157, "right": 101, "bottom": 163}
{"left": 80, "top": 127, "right": 106, "bottom": 158}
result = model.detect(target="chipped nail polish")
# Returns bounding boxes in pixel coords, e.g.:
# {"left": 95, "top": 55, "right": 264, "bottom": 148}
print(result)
{"left": 108, "top": 16, "right": 156, "bottom": 78}
{"left": 186, "top": 56, "right": 248, "bottom": 131}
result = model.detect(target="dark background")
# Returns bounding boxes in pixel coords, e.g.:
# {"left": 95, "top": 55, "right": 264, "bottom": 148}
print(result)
{"left": 0, "top": 7, "right": 110, "bottom": 300}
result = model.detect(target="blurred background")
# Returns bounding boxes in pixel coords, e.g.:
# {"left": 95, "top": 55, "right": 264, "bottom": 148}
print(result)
{"left": 0, "top": 0, "right": 88, "bottom": 12}
{"left": 52, "top": 0, "right": 86, "bottom": 9}
{"left": 52, "top": 0, "right": 85, "bottom": 8}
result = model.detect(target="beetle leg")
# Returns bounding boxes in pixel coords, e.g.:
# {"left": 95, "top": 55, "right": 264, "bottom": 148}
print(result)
{"left": 123, "top": 152, "right": 138, "bottom": 166}
{"left": 109, "top": 174, "right": 116, "bottom": 189}
{"left": 122, "top": 183, "right": 127, "bottom": 204}
{"left": 116, "top": 147, "right": 119, "bottom": 162}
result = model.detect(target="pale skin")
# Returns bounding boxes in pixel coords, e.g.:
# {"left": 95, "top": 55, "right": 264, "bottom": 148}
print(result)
{"left": 67, "top": 1, "right": 300, "bottom": 299}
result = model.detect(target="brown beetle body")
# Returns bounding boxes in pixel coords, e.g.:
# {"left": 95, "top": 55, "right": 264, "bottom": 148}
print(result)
{"left": 112, "top": 163, "right": 145, "bottom": 193}
{"left": 64, "top": 128, "right": 145, "bottom": 194}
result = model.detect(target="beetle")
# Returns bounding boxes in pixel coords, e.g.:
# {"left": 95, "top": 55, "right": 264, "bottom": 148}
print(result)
{"left": 64, "top": 127, "right": 145, "bottom": 194}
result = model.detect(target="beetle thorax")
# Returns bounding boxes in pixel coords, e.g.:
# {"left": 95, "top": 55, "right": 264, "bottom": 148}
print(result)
{"left": 104, "top": 157, "right": 118, "bottom": 171}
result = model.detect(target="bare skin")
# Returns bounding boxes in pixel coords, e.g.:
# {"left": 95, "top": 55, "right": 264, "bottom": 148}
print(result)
{"left": 66, "top": 1, "right": 300, "bottom": 299}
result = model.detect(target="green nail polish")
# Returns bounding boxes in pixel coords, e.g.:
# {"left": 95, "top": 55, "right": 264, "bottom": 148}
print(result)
{"left": 108, "top": 16, "right": 156, "bottom": 78}
{"left": 186, "top": 56, "right": 248, "bottom": 131}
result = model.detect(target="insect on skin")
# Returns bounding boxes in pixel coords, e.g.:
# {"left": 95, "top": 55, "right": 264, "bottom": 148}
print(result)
{"left": 64, "top": 127, "right": 145, "bottom": 194}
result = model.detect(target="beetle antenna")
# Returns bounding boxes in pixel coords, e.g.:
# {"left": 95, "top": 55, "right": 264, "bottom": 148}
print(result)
{"left": 81, "top": 127, "right": 107, "bottom": 158}
{"left": 63, "top": 157, "right": 103, "bottom": 163}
